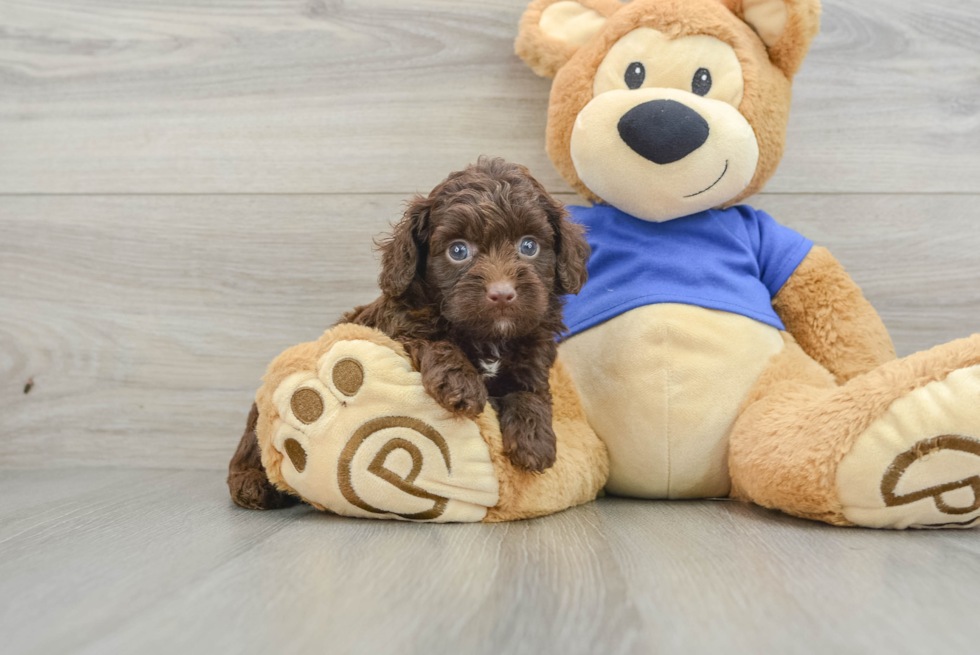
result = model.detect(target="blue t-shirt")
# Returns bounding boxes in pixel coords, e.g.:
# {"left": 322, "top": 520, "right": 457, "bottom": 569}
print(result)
{"left": 562, "top": 204, "right": 813, "bottom": 337}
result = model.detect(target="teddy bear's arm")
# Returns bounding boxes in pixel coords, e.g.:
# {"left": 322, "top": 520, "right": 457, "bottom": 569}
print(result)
{"left": 773, "top": 246, "right": 896, "bottom": 384}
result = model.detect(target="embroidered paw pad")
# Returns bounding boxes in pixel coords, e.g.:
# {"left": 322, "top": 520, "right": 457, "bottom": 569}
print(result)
{"left": 838, "top": 364, "right": 980, "bottom": 529}
{"left": 269, "top": 339, "right": 499, "bottom": 522}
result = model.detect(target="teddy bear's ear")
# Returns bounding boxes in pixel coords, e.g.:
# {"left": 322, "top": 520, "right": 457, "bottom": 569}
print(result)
{"left": 737, "top": 0, "right": 821, "bottom": 78}
{"left": 515, "top": 0, "right": 622, "bottom": 78}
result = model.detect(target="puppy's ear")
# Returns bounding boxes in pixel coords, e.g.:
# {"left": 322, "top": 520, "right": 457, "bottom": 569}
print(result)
{"left": 378, "top": 195, "right": 431, "bottom": 298}
{"left": 736, "top": 0, "right": 821, "bottom": 78}
{"left": 515, "top": 0, "right": 621, "bottom": 78}
{"left": 542, "top": 196, "right": 590, "bottom": 295}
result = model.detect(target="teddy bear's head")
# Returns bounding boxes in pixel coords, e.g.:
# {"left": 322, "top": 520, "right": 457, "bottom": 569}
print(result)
{"left": 516, "top": 0, "right": 820, "bottom": 221}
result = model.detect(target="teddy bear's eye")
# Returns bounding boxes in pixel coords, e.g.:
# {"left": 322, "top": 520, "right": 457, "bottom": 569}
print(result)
{"left": 692, "top": 67, "right": 712, "bottom": 96}
{"left": 624, "top": 62, "right": 645, "bottom": 90}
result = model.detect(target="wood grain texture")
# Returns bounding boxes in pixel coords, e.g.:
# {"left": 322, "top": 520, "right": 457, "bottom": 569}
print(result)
{"left": 1, "top": 193, "right": 979, "bottom": 470}
{"left": 2, "top": 2, "right": 979, "bottom": 651}
{"left": 1, "top": 468, "right": 978, "bottom": 655}
{"left": 0, "top": 0, "right": 978, "bottom": 194}
{"left": 0, "top": 193, "right": 396, "bottom": 470}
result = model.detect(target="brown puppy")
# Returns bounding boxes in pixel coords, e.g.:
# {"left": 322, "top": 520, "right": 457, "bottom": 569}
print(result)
{"left": 228, "top": 157, "right": 589, "bottom": 509}
{"left": 344, "top": 156, "right": 590, "bottom": 472}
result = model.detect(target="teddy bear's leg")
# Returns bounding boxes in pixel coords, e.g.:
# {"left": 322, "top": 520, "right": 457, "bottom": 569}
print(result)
{"left": 251, "top": 324, "right": 607, "bottom": 522}
{"left": 729, "top": 334, "right": 980, "bottom": 529}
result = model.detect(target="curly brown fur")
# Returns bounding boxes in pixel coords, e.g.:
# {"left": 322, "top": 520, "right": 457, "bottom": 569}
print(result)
{"left": 343, "top": 156, "right": 591, "bottom": 472}
{"left": 228, "top": 403, "right": 299, "bottom": 510}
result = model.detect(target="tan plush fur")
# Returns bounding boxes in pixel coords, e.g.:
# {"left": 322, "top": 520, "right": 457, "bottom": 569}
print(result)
{"left": 517, "top": 0, "right": 820, "bottom": 206}
{"left": 255, "top": 324, "right": 608, "bottom": 520}
{"left": 515, "top": 0, "right": 623, "bottom": 78}
{"left": 737, "top": 0, "right": 821, "bottom": 77}
{"left": 773, "top": 246, "right": 897, "bottom": 384}
{"left": 730, "top": 334, "right": 980, "bottom": 525}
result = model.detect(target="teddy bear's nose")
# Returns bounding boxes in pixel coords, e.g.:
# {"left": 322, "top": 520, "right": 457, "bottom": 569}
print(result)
{"left": 618, "top": 99, "right": 710, "bottom": 165}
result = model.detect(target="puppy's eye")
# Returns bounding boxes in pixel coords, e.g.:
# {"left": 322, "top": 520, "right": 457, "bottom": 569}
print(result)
{"left": 519, "top": 238, "right": 539, "bottom": 258}
{"left": 447, "top": 241, "right": 471, "bottom": 262}
{"left": 624, "top": 62, "right": 645, "bottom": 90}
{"left": 692, "top": 68, "right": 712, "bottom": 96}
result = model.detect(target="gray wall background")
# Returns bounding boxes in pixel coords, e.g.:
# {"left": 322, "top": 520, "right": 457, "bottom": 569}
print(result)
{"left": 2, "top": 0, "right": 979, "bottom": 470}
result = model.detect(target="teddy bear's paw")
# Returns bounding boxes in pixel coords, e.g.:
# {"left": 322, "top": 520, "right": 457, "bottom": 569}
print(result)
{"left": 269, "top": 338, "right": 499, "bottom": 522}
{"left": 837, "top": 365, "right": 980, "bottom": 529}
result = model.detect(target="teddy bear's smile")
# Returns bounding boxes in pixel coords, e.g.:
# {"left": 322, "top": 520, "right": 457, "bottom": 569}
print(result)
{"left": 683, "top": 159, "right": 728, "bottom": 198}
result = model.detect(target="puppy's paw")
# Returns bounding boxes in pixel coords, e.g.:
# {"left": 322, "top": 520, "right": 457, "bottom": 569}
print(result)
{"left": 501, "top": 417, "right": 557, "bottom": 473}
{"left": 424, "top": 366, "right": 488, "bottom": 418}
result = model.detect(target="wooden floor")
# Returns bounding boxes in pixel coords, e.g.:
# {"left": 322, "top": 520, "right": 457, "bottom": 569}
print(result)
{"left": 2, "top": 468, "right": 979, "bottom": 655}
{"left": 2, "top": 0, "right": 979, "bottom": 653}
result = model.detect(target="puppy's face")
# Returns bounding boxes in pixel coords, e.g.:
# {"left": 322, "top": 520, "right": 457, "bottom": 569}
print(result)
{"left": 379, "top": 158, "right": 590, "bottom": 340}
{"left": 427, "top": 191, "right": 557, "bottom": 339}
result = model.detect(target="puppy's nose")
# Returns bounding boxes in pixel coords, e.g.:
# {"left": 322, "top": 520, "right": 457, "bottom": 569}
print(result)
{"left": 618, "top": 99, "right": 709, "bottom": 165}
{"left": 487, "top": 282, "right": 517, "bottom": 306}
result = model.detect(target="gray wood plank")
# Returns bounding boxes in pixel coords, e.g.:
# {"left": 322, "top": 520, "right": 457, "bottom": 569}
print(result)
{"left": 0, "top": 0, "right": 977, "bottom": 195}
{"left": 599, "top": 499, "right": 980, "bottom": 654}
{"left": 2, "top": 193, "right": 979, "bottom": 470}
{"left": 0, "top": 468, "right": 977, "bottom": 655}
{"left": 0, "top": 193, "right": 398, "bottom": 470}
{"left": 0, "top": 468, "right": 307, "bottom": 655}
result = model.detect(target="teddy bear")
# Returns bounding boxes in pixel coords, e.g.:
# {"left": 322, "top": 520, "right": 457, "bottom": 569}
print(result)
{"left": 514, "top": 0, "right": 980, "bottom": 529}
